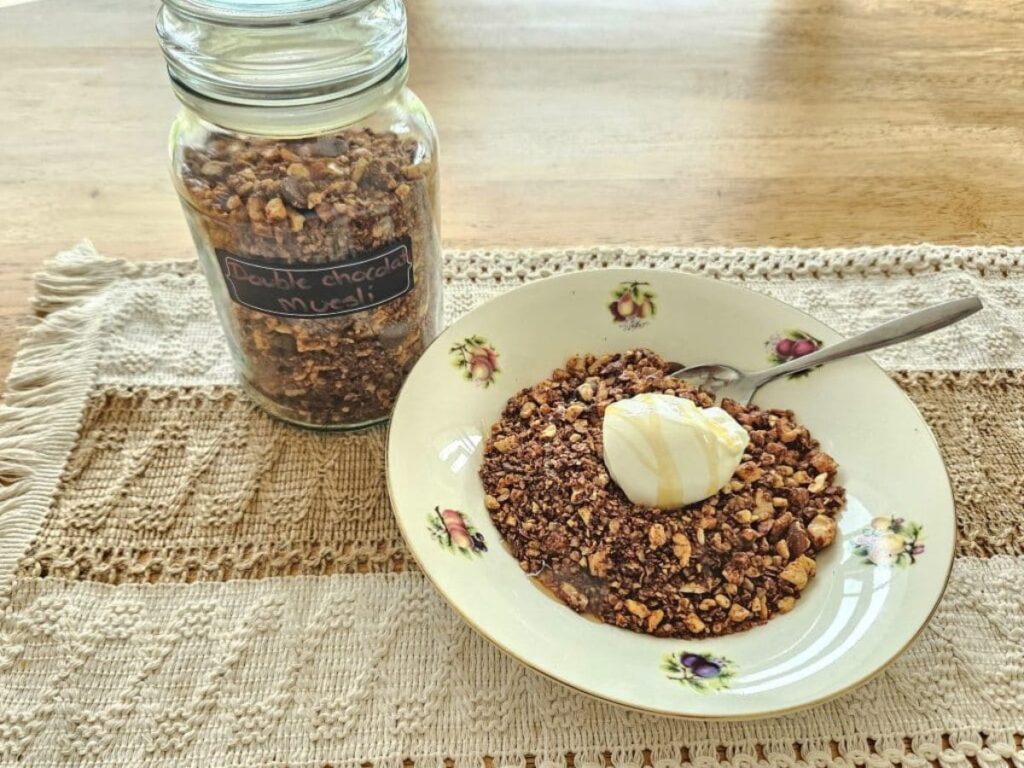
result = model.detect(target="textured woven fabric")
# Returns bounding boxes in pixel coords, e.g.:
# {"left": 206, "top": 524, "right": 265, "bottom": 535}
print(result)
{"left": 0, "top": 559, "right": 1021, "bottom": 768}
{"left": 1, "top": 242, "right": 1023, "bottom": 768}
{"left": 14, "top": 373, "right": 1024, "bottom": 586}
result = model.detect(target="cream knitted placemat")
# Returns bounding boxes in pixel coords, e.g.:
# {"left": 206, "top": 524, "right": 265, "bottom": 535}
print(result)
{"left": 1, "top": 242, "right": 1023, "bottom": 768}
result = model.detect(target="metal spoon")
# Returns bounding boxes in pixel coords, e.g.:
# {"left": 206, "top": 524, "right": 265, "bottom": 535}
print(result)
{"left": 670, "top": 296, "right": 983, "bottom": 404}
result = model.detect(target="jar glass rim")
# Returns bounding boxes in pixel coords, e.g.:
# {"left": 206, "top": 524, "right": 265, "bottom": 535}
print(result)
{"left": 157, "top": 0, "right": 407, "bottom": 109}
{"left": 163, "top": 0, "right": 377, "bottom": 26}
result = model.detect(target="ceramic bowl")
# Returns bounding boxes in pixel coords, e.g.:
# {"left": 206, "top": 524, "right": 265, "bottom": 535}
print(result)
{"left": 386, "top": 268, "right": 954, "bottom": 719}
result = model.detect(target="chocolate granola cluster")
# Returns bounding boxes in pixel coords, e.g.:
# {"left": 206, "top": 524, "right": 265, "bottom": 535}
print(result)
{"left": 178, "top": 128, "right": 440, "bottom": 426}
{"left": 480, "top": 349, "right": 845, "bottom": 639}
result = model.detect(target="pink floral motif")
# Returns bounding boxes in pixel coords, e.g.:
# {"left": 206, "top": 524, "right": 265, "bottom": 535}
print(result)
{"left": 451, "top": 336, "right": 500, "bottom": 387}
{"left": 428, "top": 507, "right": 487, "bottom": 556}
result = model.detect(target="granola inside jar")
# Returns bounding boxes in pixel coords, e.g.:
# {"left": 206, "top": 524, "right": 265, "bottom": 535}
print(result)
{"left": 158, "top": 0, "right": 441, "bottom": 428}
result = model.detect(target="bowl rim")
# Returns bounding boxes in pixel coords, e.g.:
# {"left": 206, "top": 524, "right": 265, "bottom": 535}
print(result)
{"left": 385, "top": 266, "right": 957, "bottom": 720}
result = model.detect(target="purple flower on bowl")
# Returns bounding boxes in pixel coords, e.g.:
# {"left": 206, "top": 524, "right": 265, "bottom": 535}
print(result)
{"left": 663, "top": 651, "right": 735, "bottom": 692}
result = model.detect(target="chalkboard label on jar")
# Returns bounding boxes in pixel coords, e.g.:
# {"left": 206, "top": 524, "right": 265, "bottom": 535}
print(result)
{"left": 215, "top": 238, "right": 413, "bottom": 319}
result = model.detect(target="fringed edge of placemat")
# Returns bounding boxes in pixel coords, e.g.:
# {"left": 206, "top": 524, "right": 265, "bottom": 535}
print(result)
{"left": 0, "top": 241, "right": 118, "bottom": 606}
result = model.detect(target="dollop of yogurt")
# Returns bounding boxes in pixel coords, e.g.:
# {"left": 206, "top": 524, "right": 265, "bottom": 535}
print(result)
{"left": 602, "top": 393, "right": 750, "bottom": 509}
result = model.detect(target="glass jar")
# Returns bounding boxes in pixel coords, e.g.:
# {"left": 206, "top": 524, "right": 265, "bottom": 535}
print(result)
{"left": 157, "top": 0, "right": 441, "bottom": 429}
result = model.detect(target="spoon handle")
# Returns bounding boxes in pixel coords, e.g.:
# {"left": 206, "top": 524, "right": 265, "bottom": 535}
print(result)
{"left": 749, "top": 296, "right": 983, "bottom": 385}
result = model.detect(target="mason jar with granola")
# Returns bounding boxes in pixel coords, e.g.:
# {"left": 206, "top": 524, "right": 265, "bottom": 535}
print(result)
{"left": 157, "top": 0, "right": 441, "bottom": 429}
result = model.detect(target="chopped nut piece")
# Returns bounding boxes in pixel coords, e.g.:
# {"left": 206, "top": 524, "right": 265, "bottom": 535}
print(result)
{"left": 564, "top": 404, "right": 586, "bottom": 421}
{"left": 541, "top": 424, "right": 557, "bottom": 439}
{"left": 673, "top": 535, "right": 692, "bottom": 567}
{"left": 200, "top": 160, "right": 229, "bottom": 177}
{"left": 736, "top": 462, "right": 764, "bottom": 483}
{"left": 777, "top": 420, "right": 802, "bottom": 443}
{"left": 559, "top": 582, "right": 588, "bottom": 610}
{"left": 770, "top": 512, "right": 794, "bottom": 542}
{"left": 786, "top": 524, "right": 811, "bottom": 558}
{"left": 809, "top": 472, "right": 829, "bottom": 493}
{"left": 493, "top": 436, "right": 517, "bottom": 453}
{"left": 625, "top": 599, "right": 650, "bottom": 619}
{"left": 588, "top": 548, "right": 610, "bottom": 577}
{"left": 780, "top": 561, "right": 809, "bottom": 589}
{"left": 754, "top": 489, "right": 775, "bottom": 518}
{"left": 351, "top": 156, "right": 370, "bottom": 183}
{"left": 777, "top": 596, "right": 796, "bottom": 613}
{"left": 684, "top": 613, "right": 707, "bottom": 633}
{"left": 264, "top": 197, "right": 287, "bottom": 220}
{"left": 795, "top": 554, "right": 817, "bottom": 577}
{"left": 577, "top": 507, "right": 592, "bottom": 526}
{"left": 484, "top": 495, "right": 500, "bottom": 511}
{"left": 647, "top": 609, "right": 665, "bottom": 631}
{"left": 807, "top": 514, "right": 837, "bottom": 548}
{"left": 728, "top": 603, "right": 751, "bottom": 622}
{"left": 648, "top": 523, "right": 668, "bottom": 548}
{"left": 780, "top": 555, "right": 817, "bottom": 590}
{"left": 734, "top": 509, "right": 753, "bottom": 524}
{"left": 810, "top": 452, "right": 838, "bottom": 474}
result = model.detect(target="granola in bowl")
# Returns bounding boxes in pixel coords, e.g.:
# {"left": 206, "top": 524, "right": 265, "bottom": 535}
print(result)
{"left": 480, "top": 349, "right": 845, "bottom": 639}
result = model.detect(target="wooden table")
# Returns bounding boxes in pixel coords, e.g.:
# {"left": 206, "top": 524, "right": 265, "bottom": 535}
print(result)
{"left": 2, "top": 0, "right": 1023, "bottom": 382}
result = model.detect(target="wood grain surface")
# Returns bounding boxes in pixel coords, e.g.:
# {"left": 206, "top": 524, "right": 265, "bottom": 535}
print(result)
{"left": 2, "top": 0, "right": 1024, "bottom": 382}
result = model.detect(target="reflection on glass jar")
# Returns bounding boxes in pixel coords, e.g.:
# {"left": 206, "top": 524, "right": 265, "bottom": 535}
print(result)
{"left": 158, "top": 0, "right": 441, "bottom": 429}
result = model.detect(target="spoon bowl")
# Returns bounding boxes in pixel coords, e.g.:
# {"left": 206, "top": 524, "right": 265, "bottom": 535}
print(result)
{"left": 669, "top": 363, "right": 751, "bottom": 403}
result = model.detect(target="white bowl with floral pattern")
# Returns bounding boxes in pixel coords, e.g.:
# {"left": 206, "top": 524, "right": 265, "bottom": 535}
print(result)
{"left": 386, "top": 268, "right": 954, "bottom": 719}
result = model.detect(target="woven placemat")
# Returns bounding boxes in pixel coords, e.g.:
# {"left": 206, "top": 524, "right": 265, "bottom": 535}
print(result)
{"left": 1, "top": 242, "right": 1023, "bottom": 768}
